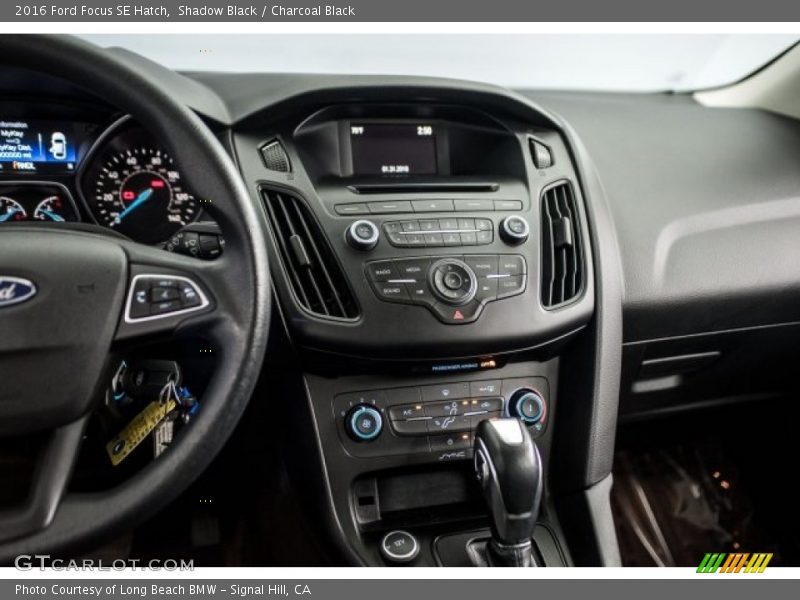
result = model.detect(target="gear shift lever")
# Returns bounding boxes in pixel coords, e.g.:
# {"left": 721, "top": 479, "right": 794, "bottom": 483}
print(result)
{"left": 473, "top": 418, "right": 542, "bottom": 567}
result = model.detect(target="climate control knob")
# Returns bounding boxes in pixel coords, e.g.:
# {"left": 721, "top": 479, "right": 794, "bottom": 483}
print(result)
{"left": 346, "top": 404, "right": 384, "bottom": 441}
{"left": 346, "top": 219, "right": 380, "bottom": 251}
{"left": 500, "top": 216, "right": 530, "bottom": 245}
{"left": 509, "top": 389, "right": 545, "bottom": 425}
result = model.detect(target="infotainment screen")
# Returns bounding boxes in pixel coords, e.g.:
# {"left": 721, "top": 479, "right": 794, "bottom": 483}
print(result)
{"left": 0, "top": 119, "right": 79, "bottom": 174}
{"left": 350, "top": 123, "right": 438, "bottom": 175}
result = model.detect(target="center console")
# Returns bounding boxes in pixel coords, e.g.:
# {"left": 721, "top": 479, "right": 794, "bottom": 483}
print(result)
{"left": 231, "top": 89, "right": 607, "bottom": 566}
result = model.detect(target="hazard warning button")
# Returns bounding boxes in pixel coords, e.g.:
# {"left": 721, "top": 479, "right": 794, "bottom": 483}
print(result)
{"left": 430, "top": 298, "right": 482, "bottom": 324}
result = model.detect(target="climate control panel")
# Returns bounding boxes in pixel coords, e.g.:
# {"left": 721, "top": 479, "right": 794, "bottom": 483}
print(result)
{"left": 366, "top": 255, "right": 526, "bottom": 324}
{"left": 332, "top": 377, "right": 548, "bottom": 462}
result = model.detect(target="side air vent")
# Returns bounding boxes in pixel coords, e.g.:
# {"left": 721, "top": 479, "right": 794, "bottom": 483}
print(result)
{"left": 262, "top": 189, "right": 359, "bottom": 320}
{"left": 260, "top": 139, "right": 291, "bottom": 173}
{"left": 540, "top": 181, "right": 585, "bottom": 308}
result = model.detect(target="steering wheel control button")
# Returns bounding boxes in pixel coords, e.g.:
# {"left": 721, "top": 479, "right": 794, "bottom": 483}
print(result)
{"left": 125, "top": 274, "right": 210, "bottom": 323}
{"left": 510, "top": 389, "right": 546, "bottom": 425}
{"left": 346, "top": 219, "right": 380, "bottom": 250}
{"left": 380, "top": 531, "right": 420, "bottom": 564}
{"left": 500, "top": 216, "right": 530, "bottom": 244}
{"left": 430, "top": 258, "right": 477, "bottom": 306}
{"left": 150, "top": 286, "right": 179, "bottom": 302}
{"left": 346, "top": 404, "right": 384, "bottom": 441}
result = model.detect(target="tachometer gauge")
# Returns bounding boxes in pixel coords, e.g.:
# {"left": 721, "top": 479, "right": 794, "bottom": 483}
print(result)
{"left": 33, "top": 195, "right": 68, "bottom": 222}
{"left": 0, "top": 196, "right": 27, "bottom": 222}
{"left": 87, "top": 140, "right": 199, "bottom": 244}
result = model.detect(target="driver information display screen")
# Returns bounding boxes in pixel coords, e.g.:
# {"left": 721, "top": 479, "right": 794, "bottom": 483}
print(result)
{"left": 0, "top": 119, "right": 78, "bottom": 173}
{"left": 350, "top": 123, "right": 438, "bottom": 175}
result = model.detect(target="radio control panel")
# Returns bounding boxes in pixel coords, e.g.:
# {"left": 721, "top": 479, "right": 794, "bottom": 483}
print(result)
{"left": 366, "top": 254, "right": 527, "bottom": 324}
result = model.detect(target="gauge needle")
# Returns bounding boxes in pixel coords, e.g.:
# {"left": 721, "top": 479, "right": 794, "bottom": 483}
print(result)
{"left": 115, "top": 188, "right": 153, "bottom": 224}
{"left": 38, "top": 210, "right": 65, "bottom": 222}
{"left": 0, "top": 208, "right": 21, "bottom": 222}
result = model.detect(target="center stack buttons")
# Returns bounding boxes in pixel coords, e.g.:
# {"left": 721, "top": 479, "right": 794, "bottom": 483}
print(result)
{"left": 428, "top": 258, "right": 477, "bottom": 306}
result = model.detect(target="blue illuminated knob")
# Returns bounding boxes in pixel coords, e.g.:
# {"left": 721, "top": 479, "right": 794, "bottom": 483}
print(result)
{"left": 510, "top": 389, "right": 545, "bottom": 425}
{"left": 346, "top": 404, "right": 383, "bottom": 441}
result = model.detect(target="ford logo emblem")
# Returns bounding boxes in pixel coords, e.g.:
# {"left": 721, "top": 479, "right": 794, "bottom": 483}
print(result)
{"left": 0, "top": 276, "right": 37, "bottom": 308}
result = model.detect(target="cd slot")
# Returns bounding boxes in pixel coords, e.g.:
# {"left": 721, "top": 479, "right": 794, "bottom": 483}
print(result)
{"left": 348, "top": 182, "right": 500, "bottom": 195}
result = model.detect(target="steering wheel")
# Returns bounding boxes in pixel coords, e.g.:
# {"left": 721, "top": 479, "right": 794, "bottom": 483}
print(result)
{"left": 0, "top": 35, "right": 270, "bottom": 561}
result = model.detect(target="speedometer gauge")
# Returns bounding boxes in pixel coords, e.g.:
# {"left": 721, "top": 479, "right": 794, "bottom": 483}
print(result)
{"left": 91, "top": 146, "right": 198, "bottom": 243}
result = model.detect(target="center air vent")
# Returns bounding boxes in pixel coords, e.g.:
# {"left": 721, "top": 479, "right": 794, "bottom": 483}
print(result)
{"left": 263, "top": 189, "right": 359, "bottom": 320}
{"left": 540, "top": 181, "right": 584, "bottom": 308}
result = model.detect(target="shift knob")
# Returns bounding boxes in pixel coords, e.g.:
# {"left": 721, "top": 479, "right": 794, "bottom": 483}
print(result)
{"left": 474, "top": 418, "right": 542, "bottom": 565}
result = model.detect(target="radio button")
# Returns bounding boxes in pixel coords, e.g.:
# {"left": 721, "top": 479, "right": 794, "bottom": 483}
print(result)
{"left": 494, "top": 200, "right": 523, "bottom": 211}
{"left": 457, "top": 217, "right": 475, "bottom": 231}
{"left": 475, "top": 278, "right": 498, "bottom": 302}
{"left": 368, "top": 201, "right": 413, "bottom": 214}
{"left": 335, "top": 203, "right": 369, "bottom": 215}
{"left": 454, "top": 199, "right": 493, "bottom": 212}
{"left": 498, "top": 255, "right": 526, "bottom": 276}
{"left": 443, "top": 233, "right": 461, "bottom": 246}
{"left": 465, "top": 255, "right": 498, "bottom": 276}
{"left": 424, "top": 233, "right": 444, "bottom": 246}
{"left": 476, "top": 230, "right": 493, "bottom": 245}
{"left": 372, "top": 282, "right": 412, "bottom": 303}
{"left": 412, "top": 199, "right": 454, "bottom": 212}
{"left": 405, "top": 234, "right": 425, "bottom": 246}
{"left": 366, "top": 260, "right": 397, "bottom": 281}
{"left": 419, "top": 219, "right": 439, "bottom": 231}
{"left": 438, "top": 218, "right": 458, "bottom": 231}
{"left": 460, "top": 232, "right": 478, "bottom": 246}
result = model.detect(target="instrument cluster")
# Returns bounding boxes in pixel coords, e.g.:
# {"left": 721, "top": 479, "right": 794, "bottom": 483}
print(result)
{"left": 0, "top": 117, "right": 203, "bottom": 245}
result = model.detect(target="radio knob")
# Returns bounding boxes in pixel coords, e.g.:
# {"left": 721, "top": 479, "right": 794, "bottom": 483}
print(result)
{"left": 509, "top": 389, "right": 545, "bottom": 425}
{"left": 500, "top": 216, "right": 530, "bottom": 245}
{"left": 346, "top": 219, "right": 380, "bottom": 251}
{"left": 346, "top": 404, "right": 383, "bottom": 441}
{"left": 429, "top": 258, "right": 477, "bottom": 306}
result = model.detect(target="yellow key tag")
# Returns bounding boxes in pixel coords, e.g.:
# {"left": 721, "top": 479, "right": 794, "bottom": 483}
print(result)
{"left": 106, "top": 399, "right": 177, "bottom": 466}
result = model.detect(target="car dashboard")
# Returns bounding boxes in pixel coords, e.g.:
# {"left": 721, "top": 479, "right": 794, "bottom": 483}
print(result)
{"left": 3, "top": 52, "right": 800, "bottom": 567}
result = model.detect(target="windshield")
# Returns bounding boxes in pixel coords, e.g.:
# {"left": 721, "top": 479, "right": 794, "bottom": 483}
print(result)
{"left": 81, "top": 34, "right": 798, "bottom": 93}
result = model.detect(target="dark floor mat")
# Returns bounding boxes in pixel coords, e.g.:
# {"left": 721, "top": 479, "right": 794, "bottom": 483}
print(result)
{"left": 612, "top": 439, "right": 782, "bottom": 567}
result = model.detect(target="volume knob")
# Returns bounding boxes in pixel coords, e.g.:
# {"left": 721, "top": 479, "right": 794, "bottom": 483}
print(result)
{"left": 346, "top": 220, "right": 380, "bottom": 251}
{"left": 500, "top": 216, "right": 530, "bottom": 245}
